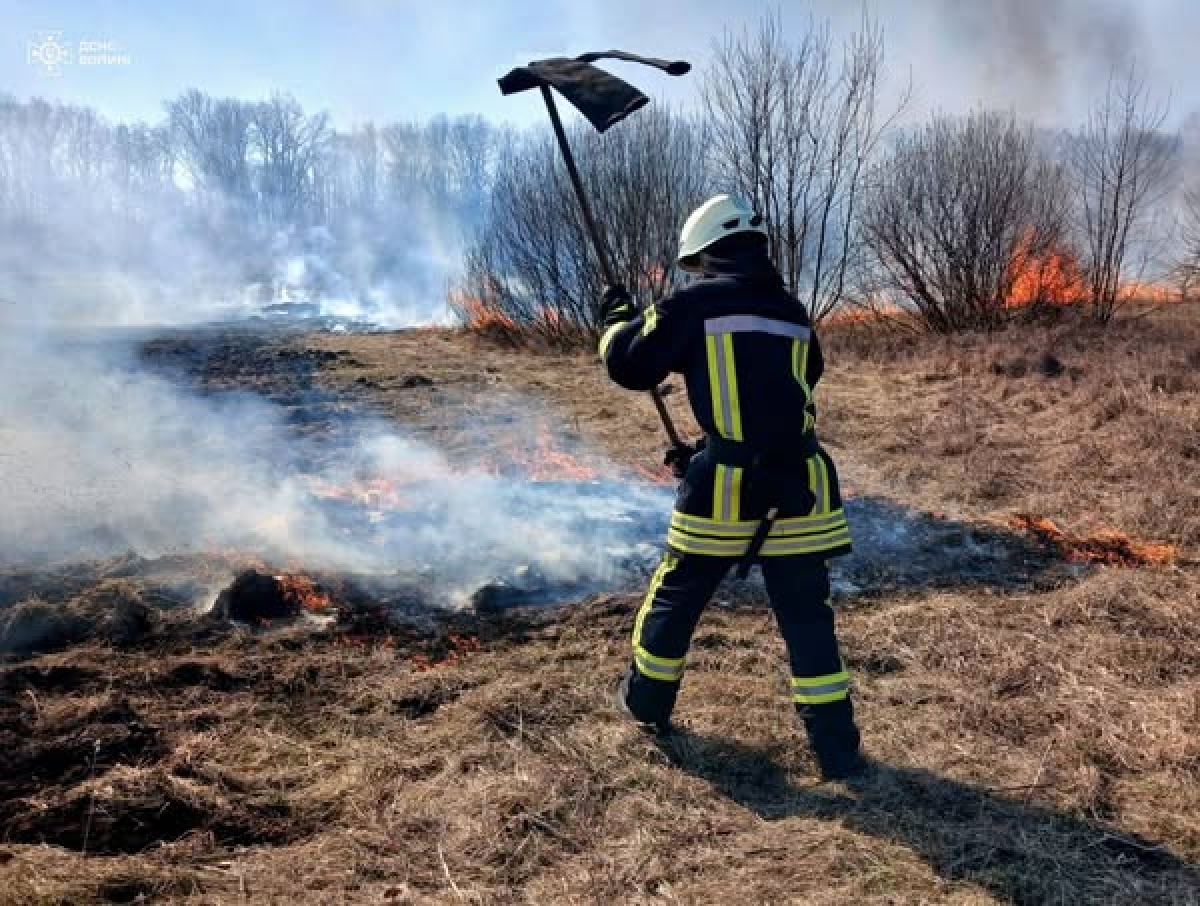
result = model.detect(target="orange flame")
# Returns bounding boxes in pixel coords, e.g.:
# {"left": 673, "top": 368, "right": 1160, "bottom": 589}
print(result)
{"left": 449, "top": 286, "right": 519, "bottom": 333}
{"left": 310, "top": 477, "right": 408, "bottom": 508}
{"left": 1006, "top": 236, "right": 1086, "bottom": 308}
{"left": 476, "top": 423, "right": 603, "bottom": 481}
{"left": 524, "top": 426, "right": 602, "bottom": 481}
{"left": 412, "top": 633, "right": 483, "bottom": 671}
{"left": 1010, "top": 513, "right": 1176, "bottom": 567}
{"left": 1118, "top": 281, "right": 1181, "bottom": 304}
{"left": 275, "top": 574, "right": 335, "bottom": 612}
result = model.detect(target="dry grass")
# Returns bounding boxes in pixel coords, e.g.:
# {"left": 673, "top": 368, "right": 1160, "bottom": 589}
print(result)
{"left": 2, "top": 307, "right": 1198, "bottom": 904}
{"left": 820, "top": 304, "right": 1200, "bottom": 554}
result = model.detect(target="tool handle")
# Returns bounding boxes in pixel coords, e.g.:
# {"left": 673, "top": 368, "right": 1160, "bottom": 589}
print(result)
{"left": 735, "top": 506, "right": 779, "bottom": 580}
{"left": 540, "top": 85, "right": 681, "bottom": 450}
{"left": 541, "top": 86, "right": 617, "bottom": 286}
{"left": 652, "top": 389, "right": 683, "bottom": 448}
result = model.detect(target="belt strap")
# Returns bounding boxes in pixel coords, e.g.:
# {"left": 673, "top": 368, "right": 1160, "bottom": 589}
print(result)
{"left": 706, "top": 433, "right": 819, "bottom": 468}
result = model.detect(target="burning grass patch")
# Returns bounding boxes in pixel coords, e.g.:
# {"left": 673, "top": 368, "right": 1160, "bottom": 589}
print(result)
{"left": 213, "top": 569, "right": 335, "bottom": 624}
{"left": 1010, "top": 513, "right": 1178, "bottom": 567}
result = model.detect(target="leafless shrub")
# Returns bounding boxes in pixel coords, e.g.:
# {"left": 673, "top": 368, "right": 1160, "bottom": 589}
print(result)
{"left": 703, "top": 13, "right": 903, "bottom": 323}
{"left": 861, "top": 111, "right": 1071, "bottom": 333}
{"left": 1069, "top": 66, "right": 1178, "bottom": 322}
{"left": 1178, "top": 189, "right": 1200, "bottom": 301}
{"left": 456, "top": 107, "right": 709, "bottom": 348}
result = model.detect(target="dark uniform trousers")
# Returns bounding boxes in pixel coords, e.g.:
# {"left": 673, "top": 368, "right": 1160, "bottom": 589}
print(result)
{"left": 625, "top": 551, "right": 860, "bottom": 764}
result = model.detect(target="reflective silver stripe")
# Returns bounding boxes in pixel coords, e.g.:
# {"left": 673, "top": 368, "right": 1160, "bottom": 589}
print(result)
{"left": 715, "top": 464, "right": 736, "bottom": 521}
{"left": 711, "top": 335, "right": 736, "bottom": 437}
{"left": 670, "top": 509, "right": 848, "bottom": 537}
{"left": 759, "top": 528, "right": 852, "bottom": 555}
{"left": 666, "top": 528, "right": 851, "bottom": 557}
{"left": 635, "top": 652, "right": 684, "bottom": 682}
{"left": 705, "top": 315, "right": 811, "bottom": 340}
{"left": 665, "top": 533, "right": 747, "bottom": 556}
{"left": 813, "top": 455, "right": 831, "bottom": 514}
{"left": 792, "top": 679, "right": 850, "bottom": 697}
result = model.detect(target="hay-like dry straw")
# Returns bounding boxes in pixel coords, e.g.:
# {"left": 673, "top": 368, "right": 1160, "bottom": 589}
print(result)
{"left": 1, "top": 307, "right": 1197, "bottom": 903}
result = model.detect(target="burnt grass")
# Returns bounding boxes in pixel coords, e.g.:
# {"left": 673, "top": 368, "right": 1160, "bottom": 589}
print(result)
{"left": 2, "top": 310, "right": 1198, "bottom": 903}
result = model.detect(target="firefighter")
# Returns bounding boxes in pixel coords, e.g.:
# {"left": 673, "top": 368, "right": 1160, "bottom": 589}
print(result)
{"left": 598, "top": 194, "right": 862, "bottom": 780}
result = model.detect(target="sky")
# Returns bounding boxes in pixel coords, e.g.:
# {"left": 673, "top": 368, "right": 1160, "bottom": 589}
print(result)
{"left": 2, "top": 0, "right": 1200, "bottom": 130}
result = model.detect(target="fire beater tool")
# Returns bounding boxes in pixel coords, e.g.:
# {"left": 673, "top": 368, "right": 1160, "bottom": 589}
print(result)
{"left": 498, "top": 51, "right": 688, "bottom": 449}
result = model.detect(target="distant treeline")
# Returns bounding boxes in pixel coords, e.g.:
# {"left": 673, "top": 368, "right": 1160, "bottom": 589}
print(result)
{"left": 3, "top": 12, "right": 1200, "bottom": 333}
{"left": 0, "top": 91, "right": 503, "bottom": 312}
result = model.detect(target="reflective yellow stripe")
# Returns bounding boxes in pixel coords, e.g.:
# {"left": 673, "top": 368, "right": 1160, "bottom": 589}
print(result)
{"left": 724, "top": 333, "right": 743, "bottom": 440}
{"left": 712, "top": 464, "right": 742, "bottom": 522}
{"left": 813, "top": 455, "right": 831, "bottom": 514}
{"left": 706, "top": 335, "right": 726, "bottom": 436}
{"left": 670, "top": 509, "right": 848, "bottom": 538}
{"left": 792, "top": 338, "right": 808, "bottom": 385}
{"left": 641, "top": 304, "right": 658, "bottom": 336}
{"left": 792, "top": 669, "right": 851, "bottom": 704}
{"left": 632, "top": 554, "right": 686, "bottom": 683}
{"left": 792, "top": 671, "right": 850, "bottom": 689}
{"left": 760, "top": 528, "right": 851, "bottom": 555}
{"left": 665, "top": 534, "right": 745, "bottom": 556}
{"left": 633, "top": 554, "right": 672, "bottom": 647}
{"left": 713, "top": 464, "right": 726, "bottom": 522}
{"left": 635, "top": 646, "right": 685, "bottom": 670}
{"left": 598, "top": 322, "right": 626, "bottom": 360}
{"left": 793, "top": 338, "right": 814, "bottom": 433}
{"left": 635, "top": 657, "right": 683, "bottom": 682}
{"left": 707, "top": 332, "right": 743, "bottom": 441}
{"left": 666, "top": 527, "right": 851, "bottom": 558}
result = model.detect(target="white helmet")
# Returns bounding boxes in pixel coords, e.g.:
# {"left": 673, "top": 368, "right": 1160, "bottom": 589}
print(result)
{"left": 676, "top": 194, "right": 767, "bottom": 272}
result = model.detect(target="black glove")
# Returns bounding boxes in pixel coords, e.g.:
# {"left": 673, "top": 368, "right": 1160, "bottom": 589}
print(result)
{"left": 600, "top": 283, "right": 636, "bottom": 328}
{"left": 663, "top": 441, "right": 700, "bottom": 480}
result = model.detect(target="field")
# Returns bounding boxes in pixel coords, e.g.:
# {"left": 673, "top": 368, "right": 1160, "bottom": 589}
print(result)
{"left": 1, "top": 305, "right": 1197, "bottom": 904}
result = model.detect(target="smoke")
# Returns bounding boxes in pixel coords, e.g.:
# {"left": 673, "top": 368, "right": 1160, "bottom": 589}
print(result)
{"left": 0, "top": 326, "right": 669, "bottom": 602}
{"left": 871, "top": 0, "right": 1200, "bottom": 128}
{"left": 931, "top": 0, "right": 1141, "bottom": 110}
{"left": 0, "top": 95, "right": 661, "bottom": 602}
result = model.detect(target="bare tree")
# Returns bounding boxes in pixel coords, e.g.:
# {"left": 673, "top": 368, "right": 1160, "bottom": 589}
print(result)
{"left": 166, "top": 90, "right": 254, "bottom": 201}
{"left": 458, "top": 108, "right": 710, "bottom": 346}
{"left": 861, "top": 111, "right": 1071, "bottom": 332}
{"left": 1070, "top": 66, "right": 1177, "bottom": 322}
{"left": 703, "top": 12, "right": 902, "bottom": 322}
{"left": 249, "top": 94, "right": 332, "bottom": 226}
{"left": 1178, "top": 189, "right": 1200, "bottom": 302}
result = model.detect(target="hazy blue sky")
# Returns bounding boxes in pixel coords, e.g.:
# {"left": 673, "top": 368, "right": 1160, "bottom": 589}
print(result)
{"left": 3, "top": 0, "right": 1199, "bottom": 129}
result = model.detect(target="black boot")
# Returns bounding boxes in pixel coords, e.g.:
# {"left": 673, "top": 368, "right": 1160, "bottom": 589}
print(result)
{"left": 615, "top": 664, "right": 675, "bottom": 734}
{"left": 798, "top": 698, "right": 863, "bottom": 780}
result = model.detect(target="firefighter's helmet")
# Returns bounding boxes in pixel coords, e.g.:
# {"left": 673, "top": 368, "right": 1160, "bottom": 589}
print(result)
{"left": 676, "top": 194, "right": 767, "bottom": 272}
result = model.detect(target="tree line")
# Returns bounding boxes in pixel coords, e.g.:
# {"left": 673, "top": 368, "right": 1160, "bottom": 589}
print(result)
{"left": 0, "top": 91, "right": 503, "bottom": 310}
{"left": 463, "top": 14, "right": 1195, "bottom": 340}
{"left": 2, "top": 11, "right": 1197, "bottom": 334}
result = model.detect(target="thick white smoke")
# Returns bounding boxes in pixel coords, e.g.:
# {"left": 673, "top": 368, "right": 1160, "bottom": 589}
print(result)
{"left": 0, "top": 127, "right": 664, "bottom": 601}
{"left": 0, "top": 325, "right": 669, "bottom": 600}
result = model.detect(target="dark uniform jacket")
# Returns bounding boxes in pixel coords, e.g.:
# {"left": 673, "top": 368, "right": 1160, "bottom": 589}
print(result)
{"left": 599, "top": 244, "right": 852, "bottom": 560}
